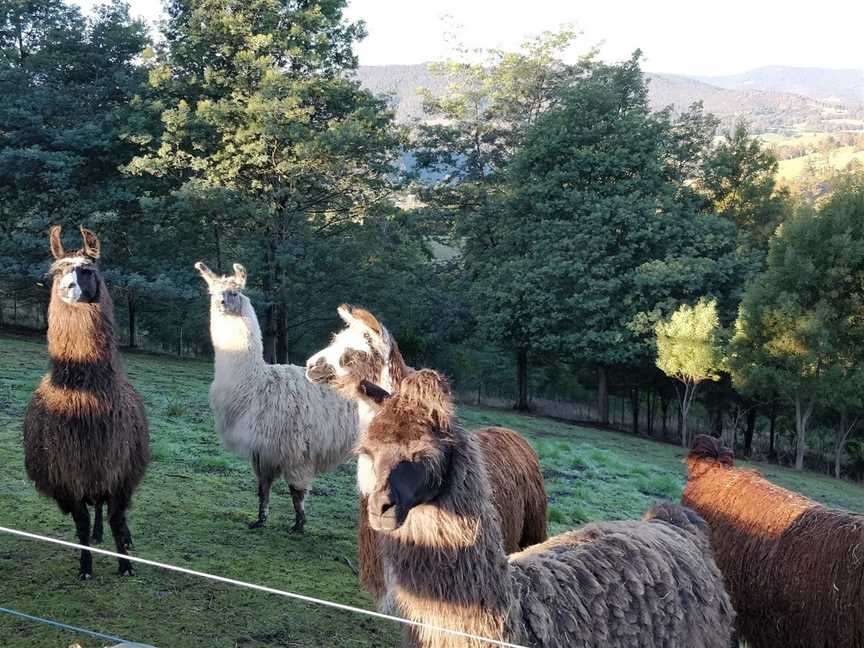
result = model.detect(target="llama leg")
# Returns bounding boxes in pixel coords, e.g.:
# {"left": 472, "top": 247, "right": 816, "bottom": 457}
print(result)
{"left": 249, "top": 455, "right": 276, "bottom": 529}
{"left": 92, "top": 501, "right": 103, "bottom": 544}
{"left": 70, "top": 501, "right": 93, "bottom": 579}
{"left": 289, "top": 485, "right": 307, "bottom": 533}
{"left": 108, "top": 493, "right": 135, "bottom": 576}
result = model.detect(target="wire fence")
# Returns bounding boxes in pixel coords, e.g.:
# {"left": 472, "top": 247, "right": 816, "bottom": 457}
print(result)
{"left": 0, "top": 525, "right": 527, "bottom": 648}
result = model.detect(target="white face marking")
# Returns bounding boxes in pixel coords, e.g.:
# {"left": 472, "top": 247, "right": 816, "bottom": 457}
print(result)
{"left": 306, "top": 321, "right": 388, "bottom": 382}
{"left": 356, "top": 453, "right": 376, "bottom": 495}
{"left": 58, "top": 270, "right": 82, "bottom": 304}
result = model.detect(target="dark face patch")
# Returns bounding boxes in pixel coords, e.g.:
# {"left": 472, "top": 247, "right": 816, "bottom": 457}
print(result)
{"left": 368, "top": 454, "right": 449, "bottom": 532}
{"left": 220, "top": 290, "right": 243, "bottom": 315}
{"left": 74, "top": 267, "right": 100, "bottom": 303}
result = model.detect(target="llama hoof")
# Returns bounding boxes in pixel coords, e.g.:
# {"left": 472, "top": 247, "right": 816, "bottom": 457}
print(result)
{"left": 119, "top": 567, "right": 135, "bottom": 577}
{"left": 290, "top": 523, "right": 305, "bottom": 534}
{"left": 248, "top": 519, "right": 266, "bottom": 529}
{"left": 78, "top": 571, "right": 92, "bottom": 581}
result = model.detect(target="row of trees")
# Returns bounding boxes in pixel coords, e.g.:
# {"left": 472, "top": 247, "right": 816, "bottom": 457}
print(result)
{"left": 2, "top": 1, "right": 863, "bottom": 475}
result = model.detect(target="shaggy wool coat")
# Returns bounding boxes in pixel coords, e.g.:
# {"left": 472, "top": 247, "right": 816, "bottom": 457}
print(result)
{"left": 23, "top": 276, "right": 149, "bottom": 511}
{"left": 207, "top": 292, "right": 357, "bottom": 490}
{"left": 367, "top": 374, "right": 734, "bottom": 648}
{"left": 684, "top": 434, "right": 864, "bottom": 648}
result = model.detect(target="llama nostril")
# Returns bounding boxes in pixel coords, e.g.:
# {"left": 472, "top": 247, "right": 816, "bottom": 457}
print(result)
{"left": 380, "top": 502, "right": 394, "bottom": 515}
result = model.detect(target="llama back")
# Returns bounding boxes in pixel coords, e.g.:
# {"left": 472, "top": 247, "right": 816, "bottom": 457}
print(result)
{"left": 211, "top": 362, "right": 357, "bottom": 475}
{"left": 510, "top": 512, "right": 734, "bottom": 648}
{"left": 23, "top": 374, "right": 149, "bottom": 507}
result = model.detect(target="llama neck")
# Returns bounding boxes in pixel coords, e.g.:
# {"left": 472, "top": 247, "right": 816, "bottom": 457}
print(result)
{"left": 47, "top": 282, "right": 118, "bottom": 383}
{"left": 210, "top": 300, "right": 265, "bottom": 375}
{"left": 381, "top": 428, "right": 514, "bottom": 646}
{"left": 382, "top": 337, "right": 410, "bottom": 392}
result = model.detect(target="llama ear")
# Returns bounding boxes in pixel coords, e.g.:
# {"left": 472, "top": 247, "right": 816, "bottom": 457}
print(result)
{"left": 49, "top": 226, "right": 65, "bottom": 259}
{"left": 195, "top": 261, "right": 217, "bottom": 284}
{"left": 80, "top": 226, "right": 100, "bottom": 259}
{"left": 337, "top": 304, "right": 356, "bottom": 326}
{"left": 359, "top": 380, "right": 391, "bottom": 405}
{"left": 232, "top": 263, "right": 247, "bottom": 288}
{"left": 351, "top": 307, "right": 383, "bottom": 336}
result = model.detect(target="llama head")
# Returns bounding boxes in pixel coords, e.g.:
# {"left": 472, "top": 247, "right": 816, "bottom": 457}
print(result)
{"left": 194, "top": 261, "right": 249, "bottom": 316}
{"left": 305, "top": 304, "right": 393, "bottom": 399}
{"left": 48, "top": 225, "right": 103, "bottom": 305}
{"left": 358, "top": 370, "right": 455, "bottom": 532}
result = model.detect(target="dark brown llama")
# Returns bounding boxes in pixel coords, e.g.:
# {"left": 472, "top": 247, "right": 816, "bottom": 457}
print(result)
{"left": 306, "top": 305, "right": 547, "bottom": 608}
{"left": 360, "top": 370, "right": 734, "bottom": 648}
{"left": 23, "top": 226, "right": 150, "bottom": 578}
{"left": 683, "top": 434, "right": 864, "bottom": 648}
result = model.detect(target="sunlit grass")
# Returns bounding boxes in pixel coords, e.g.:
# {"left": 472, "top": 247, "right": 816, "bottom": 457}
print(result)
{"left": 2, "top": 333, "right": 862, "bottom": 646}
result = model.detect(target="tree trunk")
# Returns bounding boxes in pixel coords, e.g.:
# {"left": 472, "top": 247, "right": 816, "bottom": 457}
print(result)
{"left": 744, "top": 405, "right": 757, "bottom": 457}
{"left": 660, "top": 389, "right": 670, "bottom": 438}
{"left": 597, "top": 367, "right": 609, "bottom": 424}
{"left": 515, "top": 349, "right": 529, "bottom": 411}
{"left": 275, "top": 301, "right": 289, "bottom": 364}
{"left": 794, "top": 395, "right": 813, "bottom": 471}
{"left": 261, "top": 238, "right": 277, "bottom": 364}
{"left": 214, "top": 225, "right": 223, "bottom": 274}
{"left": 127, "top": 293, "right": 136, "bottom": 348}
{"left": 769, "top": 398, "right": 777, "bottom": 459}
{"left": 630, "top": 386, "right": 640, "bottom": 435}
{"left": 834, "top": 410, "right": 856, "bottom": 479}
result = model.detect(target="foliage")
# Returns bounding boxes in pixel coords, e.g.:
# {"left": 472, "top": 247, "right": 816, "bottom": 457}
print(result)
{"left": 468, "top": 54, "right": 749, "bottom": 373}
{"left": 125, "top": 0, "right": 406, "bottom": 362}
{"left": 729, "top": 181, "right": 864, "bottom": 468}
{"left": 655, "top": 298, "right": 723, "bottom": 446}
{"left": 0, "top": 0, "right": 153, "bottom": 319}
{"left": 699, "top": 121, "right": 791, "bottom": 254}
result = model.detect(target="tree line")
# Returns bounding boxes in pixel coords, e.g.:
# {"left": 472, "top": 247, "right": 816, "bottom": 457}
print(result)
{"left": 2, "top": 1, "right": 863, "bottom": 476}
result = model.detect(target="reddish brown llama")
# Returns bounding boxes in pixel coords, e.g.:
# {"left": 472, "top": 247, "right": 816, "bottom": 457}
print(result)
{"left": 683, "top": 434, "right": 864, "bottom": 648}
{"left": 23, "top": 226, "right": 150, "bottom": 578}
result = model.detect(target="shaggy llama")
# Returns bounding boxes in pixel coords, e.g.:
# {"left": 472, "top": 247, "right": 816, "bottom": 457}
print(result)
{"left": 684, "top": 434, "right": 864, "bottom": 648}
{"left": 305, "top": 305, "right": 547, "bottom": 606}
{"left": 359, "top": 370, "right": 734, "bottom": 648}
{"left": 195, "top": 262, "right": 357, "bottom": 532}
{"left": 23, "top": 226, "right": 150, "bottom": 578}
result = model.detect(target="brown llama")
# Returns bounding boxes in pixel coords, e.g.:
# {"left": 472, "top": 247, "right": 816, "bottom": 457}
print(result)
{"left": 305, "top": 305, "right": 547, "bottom": 607}
{"left": 683, "top": 434, "right": 864, "bottom": 648}
{"left": 359, "top": 370, "right": 734, "bottom": 648}
{"left": 23, "top": 226, "right": 150, "bottom": 578}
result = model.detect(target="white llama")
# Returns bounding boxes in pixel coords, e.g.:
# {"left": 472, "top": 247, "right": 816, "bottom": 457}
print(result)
{"left": 195, "top": 262, "right": 358, "bottom": 532}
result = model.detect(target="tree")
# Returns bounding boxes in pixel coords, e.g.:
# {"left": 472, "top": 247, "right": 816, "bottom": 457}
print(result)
{"left": 412, "top": 29, "right": 590, "bottom": 409}
{"left": 465, "top": 53, "right": 747, "bottom": 415}
{"left": 700, "top": 121, "right": 790, "bottom": 254}
{"left": 0, "top": 0, "right": 153, "bottom": 329}
{"left": 729, "top": 180, "right": 864, "bottom": 470}
{"left": 655, "top": 299, "right": 723, "bottom": 447}
{"left": 127, "top": 0, "right": 401, "bottom": 363}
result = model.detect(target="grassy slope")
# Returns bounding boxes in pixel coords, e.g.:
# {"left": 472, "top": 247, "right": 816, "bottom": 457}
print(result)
{"left": 2, "top": 334, "right": 863, "bottom": 647}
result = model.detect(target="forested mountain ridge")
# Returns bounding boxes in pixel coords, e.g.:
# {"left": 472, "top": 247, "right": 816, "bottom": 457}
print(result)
{"left": 355, "top": 64, "right": 864, "bottom": 134}
{"left": 694, "top": 66, "right": 864, "bottom": 106}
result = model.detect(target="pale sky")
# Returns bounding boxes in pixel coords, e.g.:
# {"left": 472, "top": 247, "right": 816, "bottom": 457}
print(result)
{"left": 74, "top": 0, "right": 864, "bottom": 76}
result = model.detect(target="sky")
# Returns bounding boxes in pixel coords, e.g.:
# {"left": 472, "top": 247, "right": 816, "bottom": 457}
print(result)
{"left": 74, "top": 0, "right": 864, "bottom": 76}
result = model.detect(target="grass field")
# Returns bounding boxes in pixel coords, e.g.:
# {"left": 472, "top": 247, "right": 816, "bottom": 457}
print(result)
{"left": 2, "top": 333, "right": 864, "bottom": 647}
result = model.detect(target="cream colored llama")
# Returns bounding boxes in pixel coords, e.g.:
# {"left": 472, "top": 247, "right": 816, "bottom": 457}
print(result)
{"left": 195, "top": 262, "right": 357, "bottom": 532}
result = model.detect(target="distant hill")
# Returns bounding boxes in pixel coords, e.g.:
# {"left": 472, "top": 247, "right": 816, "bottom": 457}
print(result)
{"left": 355, "top": 64, "right": 864, "bottom": 135}
{"left": 693, "top": 66, "right": 864, "bottom": 106}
